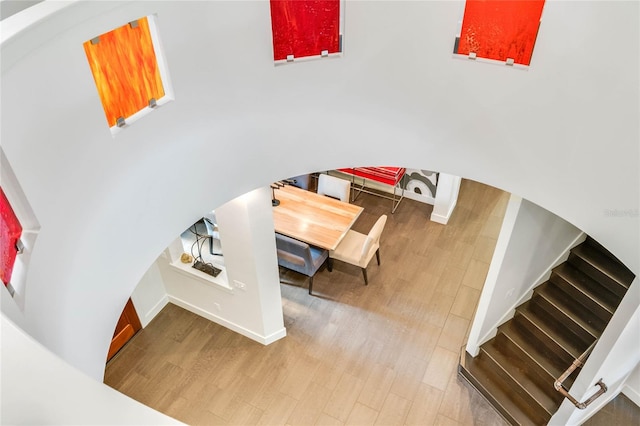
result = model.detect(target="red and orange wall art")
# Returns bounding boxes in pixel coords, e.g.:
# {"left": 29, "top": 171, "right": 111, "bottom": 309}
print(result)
{"left": 270, "top": 0, "right": 341, "bottom": 61}
{"left": 454, "top": 0, "right": 545, "bottom": 66}
{"left": 83, "top": 16, "right": 165, "bottom": 128}
{"left": 1, "top": 187, "right": 22, "bottom": 286}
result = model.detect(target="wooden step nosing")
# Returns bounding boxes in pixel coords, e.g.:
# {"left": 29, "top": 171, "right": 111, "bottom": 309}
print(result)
{"left": 574, "top": 244, "right": 635, "bottom": 285}
{"left": 570, "top": 250, "right": 631, "bottom": 292}
{"left": 498, "top": 328, "right": 560, "bottom": 384}
{"left": 554, "top": 256, "right": 628, "bottom": 304}
{"left": 458, "top": 365, "right": 521, "bottom": 426}
{"left": 541, "top": 282, "right": 609, "bottom": 333}
{"left": 516, "top": 307, "right": 583, "bottom": 361}
{"left": 480, "top": 345, "right": 556, "bottom": 416}
{"left": 460, "top": 356, "right": 547, "bottom": 426}
{"left": 534, "top": 291, "right": 600, "bottom": 340}
{"left": 550, "top": 270, "right": 616, "bottom": 316}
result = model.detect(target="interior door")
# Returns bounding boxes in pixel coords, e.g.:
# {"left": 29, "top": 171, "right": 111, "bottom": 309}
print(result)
{"left": 107, "top": 298, "right": 142, "bottom": 362}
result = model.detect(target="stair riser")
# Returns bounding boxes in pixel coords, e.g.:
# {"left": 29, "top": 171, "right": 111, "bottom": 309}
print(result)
{"left": 568, "top": 253, "right": 628, "bottom": 299}
{"left": 551, "top": 265, "right": 622, "bottom": 313}
{"left": 539, "top": 283, "right": 606, "bottom": 336}
{"left": 477, "top": 356, "right": 550, "bottom": 425}
{"left": 494, "top": 332, "right": 566, "bottom": 407}
{"left": 583, "top": 238, "right": 636, "bottom": 285}
{"left": 530, "top": 295, "right": 596, "bottom": 347}
{"left": 479, "top": 348, "right": 553, "bottom": 418}
{"left": 458, "top": 364, "right": 521, "bottom": 426}
{"left": 549, "top": 274, "right": 613, "bottom": 324}
{"left": 512, "top": 312, "right": 578, "bottom": 369}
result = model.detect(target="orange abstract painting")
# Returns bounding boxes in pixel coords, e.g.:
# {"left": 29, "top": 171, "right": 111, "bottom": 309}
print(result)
{"left": 84, "top": 17, "right": 164, "bottom": 127}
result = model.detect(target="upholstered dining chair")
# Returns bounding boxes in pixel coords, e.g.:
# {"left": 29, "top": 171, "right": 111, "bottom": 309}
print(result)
{"left": 317, "top": 173, "right": 351, "bottom": 203}
{"left": 328, "top": 214, "right": 388, "bottom": 285}
{"left": 288, "top": 174, "right": 312, "bottom": 190}
{"left": 275, "top": 233, "right": 329, "bottom": 295}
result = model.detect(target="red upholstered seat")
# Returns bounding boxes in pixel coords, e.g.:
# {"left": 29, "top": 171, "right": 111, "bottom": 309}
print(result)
{"left": 338, "top": 167, "right": 405, "bottom": 186}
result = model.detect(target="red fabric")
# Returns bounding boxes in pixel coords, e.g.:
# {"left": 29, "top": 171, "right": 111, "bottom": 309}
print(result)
{"left": 270, "top": 0, "right": 340, "bottom": 61}
{"left": 1, "top": 187, "right": 22, "bottom": 285}
{"left": 339, "top": 167, "right": 406, "bottom": 186}
{"left": 457, "top": 0, "right": 545, "bottom": 66}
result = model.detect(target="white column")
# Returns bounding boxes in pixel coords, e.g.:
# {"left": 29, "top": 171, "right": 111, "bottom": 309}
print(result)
{"left": 430, "top": 173, "right": 461, "bottom": 224}
{"left": 211, "top": 187, "right": 286, "bottom": 343}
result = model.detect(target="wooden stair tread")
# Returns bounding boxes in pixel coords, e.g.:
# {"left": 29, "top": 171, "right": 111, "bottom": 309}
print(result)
{"left": 584, "top": 238, "right": 636, "bottom": 284}
{"left": 541, "top": 282, "right": 608, "bottom": 333}
{"left": 552, "top": 263, "right": 620, "bottom": 315}
{"left": 534, "top": 285, "right": 602, "bottom": 340}
{"left": 459, "top": 351, "right": 547, "bottom": 426}
{"left": 517, "top": 302, "right": 585, "bottom": 361}
{"left": 498, "top": 321, "right": 566, "bottom": 385}
{"left": 482, "top": 341, "right": 559, "bottom": 415}
{"left": 570, "top": 243, "right": 634, "bottom": 291}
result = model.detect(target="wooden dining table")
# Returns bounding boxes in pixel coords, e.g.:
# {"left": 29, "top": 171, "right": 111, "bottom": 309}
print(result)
{"left": 272, "top": 184, "right": 364, "bottom": 251}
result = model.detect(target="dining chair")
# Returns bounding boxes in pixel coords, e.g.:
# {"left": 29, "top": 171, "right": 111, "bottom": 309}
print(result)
{"left": 328, "top": 214, "right": 388, "bottom": 285}
{"left": 317, "top": 173, "right": 351, "bottom": 202}
{"left": 288, "top": 174, "right": 312, "bottom": 190}
{"left": 275, "top": 233, "right": 329, "bottom": 295}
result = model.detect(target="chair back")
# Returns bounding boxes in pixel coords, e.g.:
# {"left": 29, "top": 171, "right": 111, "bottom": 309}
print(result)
{"left": 361, "top": 215, "right": 387, "bottom": 259}
{"left": 317, "top": 174, "right": 350, "bottom": 202}
{"left": 289, "top": 174, "right": 312, "bottom": 190}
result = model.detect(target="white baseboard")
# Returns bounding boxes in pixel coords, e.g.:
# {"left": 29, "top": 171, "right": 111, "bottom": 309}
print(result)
{"left": 139, "top": 295, "right": 169, "bottom": 328}
{"left": 167, "top": 295, "right": 287, "bottom": 345}
{"left": 622, "top": 384, "right": 640, "bottom": 407}
{"left": 430, "top": 198, "right": 457, "bottom": 224}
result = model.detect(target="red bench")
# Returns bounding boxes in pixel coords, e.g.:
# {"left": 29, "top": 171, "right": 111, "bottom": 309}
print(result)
{"left": 338, "top": 167, "right": 406, "bottom": 213}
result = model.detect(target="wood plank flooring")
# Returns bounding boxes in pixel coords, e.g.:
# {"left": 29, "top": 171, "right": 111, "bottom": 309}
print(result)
{"left": 105, "top": 178, "right": 513, "bottom": 425}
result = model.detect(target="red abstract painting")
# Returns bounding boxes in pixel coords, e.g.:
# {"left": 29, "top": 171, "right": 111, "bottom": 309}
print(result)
{"left": 1, "top": 187, "right": 22, "bottom": 286}
{"left": 455, "top": 0, "right": 545, "bottom": 66}
{"left": 270, "top": 0, "right": 340, "bottom": 61}
{"left": 84, "top": 16, "right": 164, "bottom": 127}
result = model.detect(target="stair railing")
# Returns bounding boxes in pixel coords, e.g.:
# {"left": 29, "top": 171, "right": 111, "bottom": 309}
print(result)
{"left": 554, "top": 339, "right": 607, "bottom": 409}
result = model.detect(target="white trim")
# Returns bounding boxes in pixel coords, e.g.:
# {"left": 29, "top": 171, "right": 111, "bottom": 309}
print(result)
{"left": 167, "top": 296, "right": 286, "bottom": 345}
{"left": 622, "top": 384, "right": 640, "bottom": 407}
{"left": 430, "top": 197, "right": 457, "bottom": 224}
{"left": 168, "top": 260, "right": 233, "bottom": 293}
{"left": 138, "top": 295, "right": 168, "bottom": 329}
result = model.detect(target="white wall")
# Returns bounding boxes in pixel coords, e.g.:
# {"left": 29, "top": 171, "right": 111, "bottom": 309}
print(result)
{"left": 466, "top": 196, "right": 584, "bottom": 355}
{"left": 130, "top": 260, "right": 168, "bottom": 328}
{"left": 1, "top": 0, "right": 638, "bottom": 422}
{"left": 624, "top": 363, "right": 640, "bottom": 407}
{"left": 160, "top": 187, "right": 286, "bottom": 344}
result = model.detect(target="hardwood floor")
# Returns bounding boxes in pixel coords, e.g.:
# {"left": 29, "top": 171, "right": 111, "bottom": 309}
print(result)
{"left": 104, "top": 178, "right": 513, "bottom": 425}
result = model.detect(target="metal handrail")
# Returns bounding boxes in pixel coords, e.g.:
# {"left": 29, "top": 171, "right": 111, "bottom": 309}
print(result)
{"left": 554, "top": 339, "right": 607, "bottom": 409}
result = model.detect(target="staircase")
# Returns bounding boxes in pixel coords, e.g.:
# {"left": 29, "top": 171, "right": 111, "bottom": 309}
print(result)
{"left": 459, "top": 236, "right": 636, "bottom": 425}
